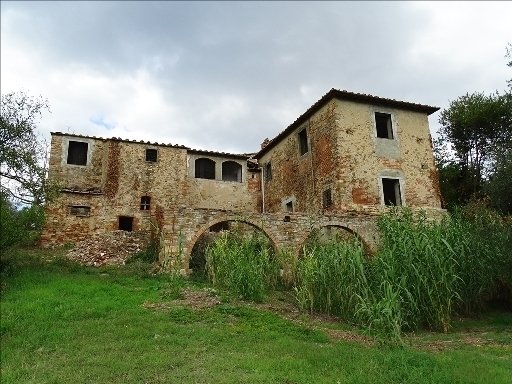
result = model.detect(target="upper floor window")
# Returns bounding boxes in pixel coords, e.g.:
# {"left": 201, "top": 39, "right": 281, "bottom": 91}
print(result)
{"left": 375, "top": 112, "right": 394, "bottom": 139}
{"left": 146, "top": 148, "right": 157, "bottom": 162}
{"left": 264, "top": 162, "right": 272, "bottom": 181}
{"left": 222, "top": 161, "right": 242, "bottom": 182}
{"left": 195, "top": 158, "right": 216, "bottom": 179}
{"left": 69, "top": 205, "right": 91, "bottom": 217}
{"left": 140, "top": 196, "right": 151, "bottom": 210}
{"left": 382, "top": 177, "right": 402, "bottom": 206}
{"left": 298, "top": 127, "right": 309, "bottom": 155}
{"left": 67, "top": 141, "right": 88, "bottom": 165}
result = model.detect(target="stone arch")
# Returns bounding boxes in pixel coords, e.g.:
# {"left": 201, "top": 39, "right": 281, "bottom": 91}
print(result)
{"left": 186, "top": 216, "right": 278, "bottom": 275}
{"left": 296, "top": 223, "right": 370, "bottom": 258}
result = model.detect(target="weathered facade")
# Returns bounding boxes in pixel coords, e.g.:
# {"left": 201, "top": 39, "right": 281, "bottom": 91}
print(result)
{"left": 41, "top": 89, "right": 443, "bottom": 270}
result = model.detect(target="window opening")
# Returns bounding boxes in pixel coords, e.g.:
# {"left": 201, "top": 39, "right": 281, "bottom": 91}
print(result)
{"left": 118, "top": 216, "right": 134, "bottom": 231}
{"left": 222, "top": 161, "right": 242, "bottom": 182}
{"left": 264, "top": 162, "right": 272, "bottom": 181}
{"left": 67, "top": 141, "right": 88, "bottom": 165}
{"left": 285, "top": 201, "right": 294, "bottom": 212}
{"left": 140, "top": 196, "right": 151, "bottom": 210}
{"left": 69, "top": 205, "right": 91, "bottom": 217}
{"left": 382, "top": 178, "right": 402, "bottom": 206}
{"left": 146, "top": 148, "right": 157, "bottom": 162}
{"left": 195, "top": 158, "right": 216, "bottom": 179}
{"left": 375, "top": 112, "right": 393, "bottom": 139}
{"left": 322, "top": 189, "right": 332, "bottom": 209}
{"left": 298, "top": 127, "right": 309, "bottom": 155}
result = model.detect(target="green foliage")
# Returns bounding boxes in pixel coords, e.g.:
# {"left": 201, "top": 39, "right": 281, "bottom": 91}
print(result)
{"left": 206, "top": 231, "right": 279, "bottom": 302}
{"left": 0, "top": 92, "right": 58, "bottom": 205}
{"left": 295, "top": 208, "right": 512, "bottom": 343}
{"left": 0, "top": 193, "right": 45, "bottom": 253}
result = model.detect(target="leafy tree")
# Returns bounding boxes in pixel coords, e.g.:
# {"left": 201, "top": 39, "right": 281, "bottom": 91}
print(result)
{"left": 506, "top": 42, "right": 512, "bottom": 91}
{"left": 0, "top": 92, "right": 55, "bottom": 204}
{"left": 436, "top": 92, "right": 512, "bottom": 207}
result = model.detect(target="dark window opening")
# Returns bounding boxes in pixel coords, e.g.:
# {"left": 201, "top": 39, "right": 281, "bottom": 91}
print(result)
{"left": 210, "top": 222, "right": 230, "bottom": 232}
{"left": 140, "top": 196, "right": 151, "bottom": 210}
{"left": 382, "top": 178, "right": 402, "bottom": 206}
{"left": 146, "top": 148, "right": 157, "bottom": 162}
{"left": 222, "top": 161, "right": 242, "bottom": 182}
{"left": 298, "top": 127, "right": 309, "bottom": 155}
{"left": 118, "top": 216, "right": 134, "bottom": 231}
{"left": 264, "top": 162, "right": 272, "bottom": 181}
{"left": 285, "top": 201, "right": 293, "bottom": 212}
{"left": 375, "top": 112, "right": 393, "bottom": 139}
{"left": 195, "top": 158, "right": 216, "bottom": 179}
{"left": 322, "top": 189, "right": 332, "bottom": 209}
{"left": 67, "top": 141, "right": 88, "bottom": 165}
{"left": 69, "top": 205, "right": 91, "bottom": 217}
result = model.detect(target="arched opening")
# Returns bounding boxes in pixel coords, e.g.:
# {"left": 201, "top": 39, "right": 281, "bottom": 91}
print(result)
{"left": 222, "top": 161, "right": 242, "bottom": 182}
{"left": 188, "top": 220, "right": 276, "bottom": 280}
{"left": 195, "top": 158, "right": 216, "bottom": 179}
{"left": 299, "top": 225, "right": 367, "bottom": 258}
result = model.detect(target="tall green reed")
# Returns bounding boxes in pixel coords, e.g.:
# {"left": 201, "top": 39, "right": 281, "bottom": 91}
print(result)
{"left": 206, "top": 230, "right": 279, "bottom": 302}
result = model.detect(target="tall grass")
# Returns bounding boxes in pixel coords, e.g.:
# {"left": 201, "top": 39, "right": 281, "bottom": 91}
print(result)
{"left": 294, "top": 207, "right": 512, "bottom": 342}
{"left": 206, "top": 231, "right": 279, "bottom": 302}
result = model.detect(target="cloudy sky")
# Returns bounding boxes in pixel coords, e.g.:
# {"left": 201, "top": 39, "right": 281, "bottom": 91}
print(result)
{"left": 2, "top": 1, "right": 511, "bottom": 154}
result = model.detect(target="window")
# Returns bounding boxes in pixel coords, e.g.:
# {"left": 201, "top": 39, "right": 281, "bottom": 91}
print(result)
{"left": 67, "top": 141, "right": 88, "bottom": 165}
{"left": 146, "top": 148, "right": 157, "bottom": 162}
{"left": 375, "top": 112, "right": 393, "bottom": 139}
{"left": 298, "top": 127, "right": 309, "bottom": 155}
{"left": 285, "top": 201, "right": 294, "bottom": 212}
{"left": 118, "top": 216, "right": 134, "bottom": 231}
{"left": 264, "top": 162, "right": 272, "bottom": 181}
{"left": 195, "top": 158, "right": 216, "bottom": 179}
{"left": 140, "top": 196, "right": 151, "bottom": 210}
{"left": 382, "top": 178, "right": 402, "bottom": 206}
{"left": 69, "top": 205, "right": 91, "bottom": 217}
{"left": 222, "top": 161, "right": 242, "bottom": 182}
{"left": 322, "top": 189, "right": 332, "bottom": 209}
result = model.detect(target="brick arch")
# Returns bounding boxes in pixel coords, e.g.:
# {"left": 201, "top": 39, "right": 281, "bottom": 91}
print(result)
{"left": 184, "top": 215, "right": 279, "bottom": 268}
{"left": 295, "top": 222, "right": 369, "bottom": 258}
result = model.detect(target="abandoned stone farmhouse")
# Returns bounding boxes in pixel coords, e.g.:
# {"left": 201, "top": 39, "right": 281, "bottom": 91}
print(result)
{"left": 41, "top": 89, "right": 443, "bottom": 269}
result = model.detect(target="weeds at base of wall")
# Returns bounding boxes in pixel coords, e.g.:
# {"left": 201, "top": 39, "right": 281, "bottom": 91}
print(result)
{"left": 206, "top": 230, "right": 280, "bottom": 302}
{"left": 293, "top": 207, "right": 512, "bottom": 344}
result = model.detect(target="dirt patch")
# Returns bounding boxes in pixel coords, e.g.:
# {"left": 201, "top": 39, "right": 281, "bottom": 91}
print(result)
{"left": 173, "top": 288, "right": 222, "bottom": 309}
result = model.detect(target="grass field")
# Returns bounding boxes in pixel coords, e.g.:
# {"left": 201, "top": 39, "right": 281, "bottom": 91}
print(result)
{"left": 1, "top": 248, "right": 511, "bottom": 384}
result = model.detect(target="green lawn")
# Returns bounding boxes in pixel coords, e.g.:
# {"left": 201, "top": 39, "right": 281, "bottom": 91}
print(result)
{"left": 1, "top": 248, "right": 511, "bottom": 384}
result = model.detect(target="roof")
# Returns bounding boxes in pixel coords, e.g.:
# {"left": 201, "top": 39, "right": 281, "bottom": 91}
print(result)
{"left": 254, "top": 88, "right": 440, "bottom": 159}
{"left": 51, "top": 132, "right": 251, "bottom": 159}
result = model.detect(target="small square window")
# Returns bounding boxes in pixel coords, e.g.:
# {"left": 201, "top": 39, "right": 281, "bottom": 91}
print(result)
{"left": 69, "top": 205, "right": 91, "bottom": 217}
{"left": 285, "top": 201, "right": 293, "bottom": 212}
{"left": 322, "top": 189, "right": 332, "bottom": 209}
{"left": 119, "top": 216, "right": 134, "bottom": 231}
{"left": 67, "top": 141, "right": 88, "bottom": 165}
{"left": 146, "top": 148, "right": 157, "bottom": 162}
{"left": 375, "top": 112, "right": 394, "bottom": 139}
{"left": 298, "top": 127, "right": 309, "bottom": 155}
{"left": 264, "top": 162, "right": 272, "bottom": 181}
{"left": 140, "top": 196, "right": 151, "bottom": 210}
{"left": 382, "top": 178, "right": 402, "bottom": 206}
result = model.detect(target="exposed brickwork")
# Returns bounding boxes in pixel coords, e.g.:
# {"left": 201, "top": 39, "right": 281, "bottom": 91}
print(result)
{"left": 41, "top": 90, "right": 445, "bottom": 273}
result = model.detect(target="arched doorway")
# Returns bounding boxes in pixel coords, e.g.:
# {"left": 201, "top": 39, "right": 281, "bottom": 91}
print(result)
{"left": 299, "top": 225, "right": 368, "bottom": 258}
{"left": 188, "top": 219, "right": 276, "bottom": 279}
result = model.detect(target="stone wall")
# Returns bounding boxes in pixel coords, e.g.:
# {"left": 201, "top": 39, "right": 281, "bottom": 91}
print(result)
{"left": 42, "top": 133, "right": 262, "bottom": 245}
{"left": 259, "top": 99, "right": 442, "bottom": 215}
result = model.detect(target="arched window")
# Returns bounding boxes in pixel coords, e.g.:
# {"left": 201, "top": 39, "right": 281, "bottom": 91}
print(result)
{"left": 195, "top": 158, "right": 216, "bottom": 179}
{"left": 222, "top": 161, "right": 242, "bottom": 182}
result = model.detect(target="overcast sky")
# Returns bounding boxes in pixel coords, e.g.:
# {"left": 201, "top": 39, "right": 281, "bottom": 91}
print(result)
{"left": 2, "top": 1, "right": 511, "bottom": 154}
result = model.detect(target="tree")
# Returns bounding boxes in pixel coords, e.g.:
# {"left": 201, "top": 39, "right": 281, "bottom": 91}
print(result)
{"left": 506, "top": 42, "right": 512, "bottom": 91}
{"left": 0, "top": 92, "right": 54, "bottom": 204}
{"left": 437, "top": 92, "right": 512, "bottom": 206}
